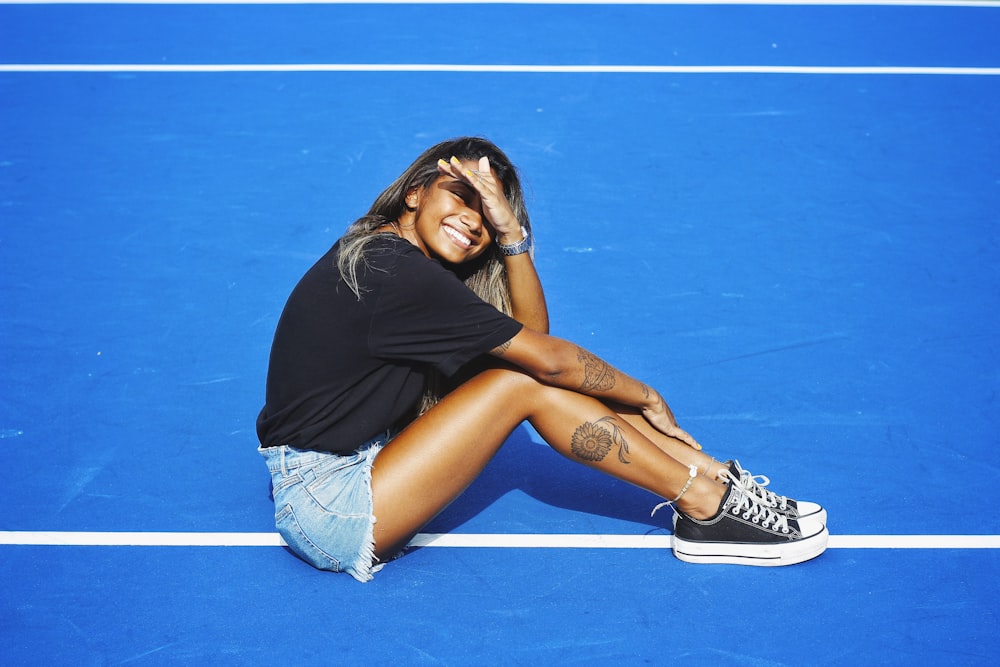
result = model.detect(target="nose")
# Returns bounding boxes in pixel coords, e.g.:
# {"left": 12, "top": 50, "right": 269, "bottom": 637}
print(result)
{"left": 459, "top": 208, "right": 484, "bottom": 234}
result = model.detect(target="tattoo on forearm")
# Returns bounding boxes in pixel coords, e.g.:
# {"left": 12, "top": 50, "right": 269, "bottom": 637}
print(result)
{"left": 641, "top": 383, "right": 650, "bottom": 400}
{"left": 570, "top": 416, "right": 631, "bottom": 464}
{"left": 577, "top": 348, "right": 616, "bottom": 392}
{"left": 492, "top": 339, "right": 512, "bottom": 356}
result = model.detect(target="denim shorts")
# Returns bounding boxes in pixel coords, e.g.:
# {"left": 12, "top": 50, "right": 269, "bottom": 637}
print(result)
{"left": 259, "top": 432, "right": 390, "bottom": 583}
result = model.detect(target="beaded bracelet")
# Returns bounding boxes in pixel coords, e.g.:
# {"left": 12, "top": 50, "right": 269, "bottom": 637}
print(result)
{"left": 650, "top": 464, "right": 700, "bottom": 517}
{"left": 671, "top": 464, "right": 700, "bottom": 502}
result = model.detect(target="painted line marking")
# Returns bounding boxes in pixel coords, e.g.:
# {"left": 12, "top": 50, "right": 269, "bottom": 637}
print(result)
{"left": 2, "top": 531, "right": 999, "bottom": 549}
{"left": 1, "top": 64, "right": 1000, "bottom": 75}
{"left": 1, "top": 1, "right": 998, "bottom": 7}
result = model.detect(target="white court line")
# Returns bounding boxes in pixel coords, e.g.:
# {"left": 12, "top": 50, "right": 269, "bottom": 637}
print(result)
{"left": 2, "top": 64, "right": 1000, "bottom": 75}
{"left": 2, "top": 0, "right": 999, "bottom": 7}
{"left": 2, "top": 531, "right": 999, "bottom": 549}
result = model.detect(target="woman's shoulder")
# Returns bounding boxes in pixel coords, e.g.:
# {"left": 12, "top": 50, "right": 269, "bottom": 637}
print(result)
{"left": 366, "top": 232, "right": 412, "bottom": 254}
{"left": 360, "top": 233, "right": 424, "bottom": 270}
{"left": 341, "top": 233, "right": 452, "bottom": 295}
{"left": 360, "top": 236, "right": 472, "bottom": 300}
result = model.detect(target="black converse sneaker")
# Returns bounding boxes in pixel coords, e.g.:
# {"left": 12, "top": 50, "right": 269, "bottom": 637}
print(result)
{"left": 727, "top": 460, "right": 827, "bottom": 525}
{"left": 672, "top": 471, "right": 828, "bottom": 566}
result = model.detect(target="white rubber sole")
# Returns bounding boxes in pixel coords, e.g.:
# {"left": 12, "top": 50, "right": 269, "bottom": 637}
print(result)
{"left": 672, "top": 525, "right": 830, "bottom": 567}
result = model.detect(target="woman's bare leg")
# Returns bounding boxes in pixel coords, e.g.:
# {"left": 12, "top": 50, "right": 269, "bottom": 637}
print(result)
{"left": 609, "top": 405, "right": 730, "bottom": 480}
{"left": 371, "top": 368, "right": 726, "bottom": 559}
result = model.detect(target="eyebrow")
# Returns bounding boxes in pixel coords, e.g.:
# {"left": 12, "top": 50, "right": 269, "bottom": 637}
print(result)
{"left": 441, "top": 178, "right": 477, "bottom": 197}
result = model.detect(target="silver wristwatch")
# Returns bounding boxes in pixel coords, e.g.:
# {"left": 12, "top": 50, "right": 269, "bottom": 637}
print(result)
{"left": 497, "top": 227, "right": 532, "bottom": 256}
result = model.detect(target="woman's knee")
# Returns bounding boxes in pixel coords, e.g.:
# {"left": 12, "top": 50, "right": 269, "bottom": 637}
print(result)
{"left": 467, "top": 364, "right": 546, "bottom": 401}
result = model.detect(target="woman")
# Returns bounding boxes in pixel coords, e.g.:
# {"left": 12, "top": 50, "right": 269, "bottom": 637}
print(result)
{"left": 257, "top": 137, "right": 827, "bottom": 582}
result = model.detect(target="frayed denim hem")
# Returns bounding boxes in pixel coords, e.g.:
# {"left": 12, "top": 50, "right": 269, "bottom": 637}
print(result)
{"left": 260, "top": 433, "right": 392, "bottom": 583}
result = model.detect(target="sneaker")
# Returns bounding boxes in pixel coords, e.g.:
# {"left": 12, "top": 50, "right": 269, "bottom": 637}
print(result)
{"left": 726, "top": 460, "right": 827, "bottom": 526}
{"left": 672, "top": 472, "right": 828, "bottom": 566}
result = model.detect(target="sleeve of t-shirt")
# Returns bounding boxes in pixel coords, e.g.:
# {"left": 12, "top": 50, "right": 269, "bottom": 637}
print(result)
{"left": 369, "top": 246, "right": 524, "bottom": 376}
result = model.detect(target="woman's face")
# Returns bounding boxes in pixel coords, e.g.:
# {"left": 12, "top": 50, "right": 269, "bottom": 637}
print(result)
{"left": 403, "top": 159, "right": 498, "bottom": 264}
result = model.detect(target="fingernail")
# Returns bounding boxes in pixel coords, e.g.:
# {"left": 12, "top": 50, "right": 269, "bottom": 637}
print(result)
{"left": 437, "top": 159, "right": 448, "bottom": 167}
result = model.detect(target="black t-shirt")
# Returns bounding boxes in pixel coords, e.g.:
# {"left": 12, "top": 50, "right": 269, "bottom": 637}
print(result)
{"left": 256, "top": 234, "right": 523, "bottom": 454}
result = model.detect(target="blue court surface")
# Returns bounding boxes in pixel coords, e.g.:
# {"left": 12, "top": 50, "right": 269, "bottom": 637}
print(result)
{"left": 2, "top": 1, "right": 999, "bottom": 664}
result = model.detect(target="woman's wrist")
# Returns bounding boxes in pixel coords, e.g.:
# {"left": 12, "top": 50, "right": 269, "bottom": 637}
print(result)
{"left": 494, "top": 226, "right": 522, "bottom": 242}
{"left": 642, "top": 390, "right": 667, "bottom": 416}
{"left": 497, "top": 226, "right": 531, "bottom": 256}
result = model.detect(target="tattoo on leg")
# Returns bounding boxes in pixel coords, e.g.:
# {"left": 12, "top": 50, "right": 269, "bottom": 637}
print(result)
{"left": 577, "top": 348, "right": 616, "bottom": 392}
{"left": 491, "top": 339, "right": 512, "bottom": 356}
{"left": 570, "top": 416, "right": 631, "bottom": 464}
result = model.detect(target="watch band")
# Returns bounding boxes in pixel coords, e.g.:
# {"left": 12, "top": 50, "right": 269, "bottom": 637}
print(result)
{"left": 497, "top": 227, "right": 532, "bottom": 256}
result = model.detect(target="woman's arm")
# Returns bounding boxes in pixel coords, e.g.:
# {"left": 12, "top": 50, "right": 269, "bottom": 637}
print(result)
{"left": 491, "top": 327, "right": 701, "bottom": 449}
{"left": 439, "top": 156, "right": 549, "bottom": 333}
{"left": 500, "top": 240, "right": 549, "bottom": 334}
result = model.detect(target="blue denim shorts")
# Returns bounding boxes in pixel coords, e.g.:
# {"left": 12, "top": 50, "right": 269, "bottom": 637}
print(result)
{"left": 259, "top": 432, "right": 390, "bottom": 583}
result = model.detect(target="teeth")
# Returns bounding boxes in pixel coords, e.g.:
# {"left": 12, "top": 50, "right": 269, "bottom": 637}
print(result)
{"left": 444, "top": 226, "right": 472, "bottom": 247}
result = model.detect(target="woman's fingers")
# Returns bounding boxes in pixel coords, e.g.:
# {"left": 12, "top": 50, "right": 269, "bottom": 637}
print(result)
{"left": 667, "top": 425, "right": 702, "bottom": 451}
{"left": 453, "top": 155, "right": 497, "bottom": 195}
{"left": 438, "top": 156, "right": 519, "bottom": 237}
{"left": 644, "top": 402, "right": 702, "bottom": 451}
{"left": 469, "top": 156, "right": 491, "bottom": 182}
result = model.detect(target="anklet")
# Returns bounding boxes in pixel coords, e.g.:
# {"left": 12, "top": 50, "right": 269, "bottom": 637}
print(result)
{"left": 699, "top": 457, "right": 719, "bottom": 478}
{"left": 672, "top": 464, "right": 700, "bottom": 502}
{"left": 650, "top": 464, "right": 700, "bottom": 517}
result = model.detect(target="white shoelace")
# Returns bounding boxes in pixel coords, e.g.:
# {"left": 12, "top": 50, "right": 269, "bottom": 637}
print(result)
{"left": 731, "top": 464, "right": 791, "bottom": 512}
{"left": 718, "top": 470, "right": 791, "bottom": 534}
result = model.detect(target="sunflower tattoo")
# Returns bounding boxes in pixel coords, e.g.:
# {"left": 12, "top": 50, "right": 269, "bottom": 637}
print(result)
{"left": 570, "top": 416, "right": 631, "bottom": 464}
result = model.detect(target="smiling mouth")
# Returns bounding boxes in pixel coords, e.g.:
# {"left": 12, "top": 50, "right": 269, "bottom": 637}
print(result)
{"left": 443, "top": 225, "right": 473, "bottom": 248}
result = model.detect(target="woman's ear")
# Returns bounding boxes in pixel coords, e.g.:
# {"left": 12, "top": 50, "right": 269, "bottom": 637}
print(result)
{"left": 404, "top": 187, "right": 420, "bottom": 211}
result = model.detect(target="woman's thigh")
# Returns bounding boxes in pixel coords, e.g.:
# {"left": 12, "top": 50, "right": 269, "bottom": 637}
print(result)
{"left": 370, "top": 367, "right": 539, "bottom": 557}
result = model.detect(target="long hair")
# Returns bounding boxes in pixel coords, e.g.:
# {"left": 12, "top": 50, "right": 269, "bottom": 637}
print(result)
{"left": 336, "top": 137, "right": 532, "bottom": 413}
{"left": 337, "top": 136, "right": 531, "bottom": 316}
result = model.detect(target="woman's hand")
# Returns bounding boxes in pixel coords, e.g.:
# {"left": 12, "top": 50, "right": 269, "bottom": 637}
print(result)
{"left": 642, "top": 392, "right": 702, "bottom": 450}
{"left": 438, "top": 156, "right": 523, "bottom": 244}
